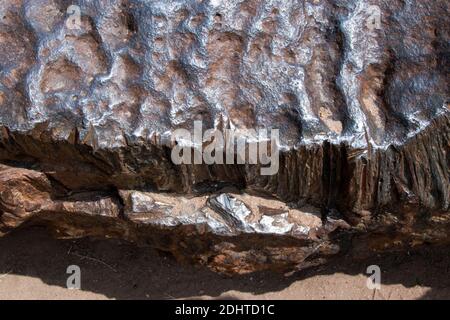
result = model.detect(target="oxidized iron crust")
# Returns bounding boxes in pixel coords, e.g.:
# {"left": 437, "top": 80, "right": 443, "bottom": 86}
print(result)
{"left": 0, "top": 0, "right": 449, "bottom": 274}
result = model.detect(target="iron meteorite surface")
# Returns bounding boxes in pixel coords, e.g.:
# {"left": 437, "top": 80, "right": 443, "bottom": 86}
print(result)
{"left": 0, "top": 0, "right": 449, "bottom": 273}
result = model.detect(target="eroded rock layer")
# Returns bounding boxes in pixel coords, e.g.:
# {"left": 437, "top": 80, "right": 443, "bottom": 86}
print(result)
{"left": 0, "top": 0, "right": 449, "bottom": 274}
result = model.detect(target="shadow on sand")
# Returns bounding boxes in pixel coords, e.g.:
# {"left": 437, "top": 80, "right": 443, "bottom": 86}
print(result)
{"left": 0, "top": 226, "right": 448, "bottom": 299}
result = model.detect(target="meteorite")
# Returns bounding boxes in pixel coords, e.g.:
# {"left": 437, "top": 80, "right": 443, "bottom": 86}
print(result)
{"left": 0, "top": 0, "right": 449, "bottom": 274}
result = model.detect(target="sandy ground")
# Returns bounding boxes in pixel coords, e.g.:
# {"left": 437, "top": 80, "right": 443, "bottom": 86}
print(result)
{"left": 0, "top": 226, "right": 449, "bottom": 300}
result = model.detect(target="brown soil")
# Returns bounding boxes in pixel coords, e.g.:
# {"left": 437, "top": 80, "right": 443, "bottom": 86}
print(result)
{"left": 0, "top": 226, "right": 449, "bottom": 300}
